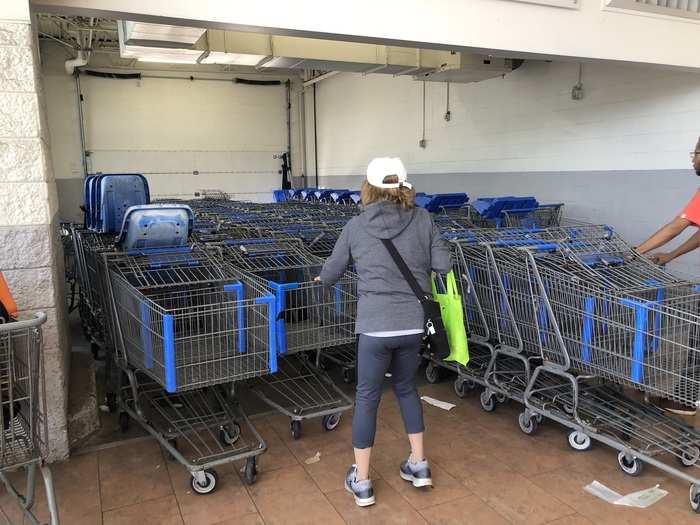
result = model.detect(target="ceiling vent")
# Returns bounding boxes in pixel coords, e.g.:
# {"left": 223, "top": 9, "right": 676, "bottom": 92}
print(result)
{"left": 606, "top": 0, "right": 700, "bottom": 21}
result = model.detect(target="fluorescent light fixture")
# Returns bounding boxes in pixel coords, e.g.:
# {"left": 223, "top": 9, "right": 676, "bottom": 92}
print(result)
{"left": 123, "top": 21, "right": 205, "bottom": 45}
{"left": 199, "top": 51, "right": 268, "bottom": 66}
{"left": 122, "top": 44, "right": 202, "bottom": 64}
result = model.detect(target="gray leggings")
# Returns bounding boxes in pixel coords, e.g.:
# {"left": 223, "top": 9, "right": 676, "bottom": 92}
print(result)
{"left": 352, "top": 333, "right": 424, "bottom": 449}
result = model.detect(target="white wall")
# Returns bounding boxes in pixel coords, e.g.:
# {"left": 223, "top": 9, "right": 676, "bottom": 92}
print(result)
{"left": 41, "top": 42, "right": 297, "bottom": 220}
{"left": 312, "top": 61, "right": 700, "bottom": 276}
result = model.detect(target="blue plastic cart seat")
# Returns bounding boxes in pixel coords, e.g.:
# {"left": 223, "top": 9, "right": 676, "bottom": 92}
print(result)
{"left": 272, "top": 190, "right": 288, "bottom": 202}
{"left": 116, "top": 204, "right": 194, "bottom": 250}
{"left": 93, "top": 174, "right": 150, "bottom": 233}
{"left": 472, "top": 196, "right": 539, "bottom": 219}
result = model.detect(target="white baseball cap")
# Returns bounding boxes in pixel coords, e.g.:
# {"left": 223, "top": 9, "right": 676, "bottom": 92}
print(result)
{"left": 366, "top": 157, "right": 412, "bottom": 189}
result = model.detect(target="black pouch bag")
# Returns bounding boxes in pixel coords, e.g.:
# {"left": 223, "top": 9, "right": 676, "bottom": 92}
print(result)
{"left": 380, "top": 238, "right": 450, "bottom": 360}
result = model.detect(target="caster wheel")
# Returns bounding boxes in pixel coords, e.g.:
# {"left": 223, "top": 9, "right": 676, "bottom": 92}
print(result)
{"left": 220, "top": 423, "right": 241, "bottom": 446}
{"left": 90, "top": 342, "right": 100, "bottom": 360}
{"left": 425, "top": 362, "right": 440, "bottom": 384}
{"left": 342, "top": 368, "right": 354, "bottom": 384}
{"left": 679, "top": 446, "right": 700, "bottom": 467}
{"left": 291, "top": 420, "right": 302, "bottom": 440}
{"left": 244, "top": 457, "right": 257, "bottom": 485}
{"left": 118, "top": 412, "right": 129, "bottom": 433}
{"left": 495, "top": 392, "right": 507, "bottom": 404}
{"left": 322, "top": 413, "right": 341, "bottom": 432}
{"left": 518, "top": 412, "right": 538, "bottom": 435}
{"left": 617, "top": 452, "right": 643, "bottom": 477}
{"left": 534, "top": 413, "right": 543, "bottom": 424}
{"left": 454, "top": 379, "right": 469, "bottom": 399}
{"left": 690, "top": 484, "right": 700, "bottom": 513}
{"left": 105, "top": 392, "right": 116, "bottom": 413}
{"left": 191, "top": 469, "right": 218, "bottom": 495}
{"left": 568, "top": 431, "right": 592, "bottom": 451}
{"left": 480, "top": 390, "right": 497, "bottom": 412}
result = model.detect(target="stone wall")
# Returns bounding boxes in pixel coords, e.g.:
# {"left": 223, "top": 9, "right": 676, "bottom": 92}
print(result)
{"left": 0, "top": 1, "right": 70, "bottom": 460}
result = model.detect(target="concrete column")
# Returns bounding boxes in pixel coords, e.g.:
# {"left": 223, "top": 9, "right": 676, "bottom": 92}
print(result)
{"left": 0, "top": 0, "right": 70, "bottom": 460}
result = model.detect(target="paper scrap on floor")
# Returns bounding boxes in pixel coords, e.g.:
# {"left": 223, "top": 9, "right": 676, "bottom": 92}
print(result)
{"left": 584, "top": 480, "right": 668, "bottom": 508}
{"left": 305, "top": 451, "right": 321, "bottom": 465}
{"left": 420, "top": 396, "right": 456, "bottom": 411}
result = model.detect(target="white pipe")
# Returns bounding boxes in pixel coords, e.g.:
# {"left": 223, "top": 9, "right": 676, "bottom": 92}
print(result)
{"left": 64, "top": 50, "right": 87, "bottom": 75}
{"left": 302, "top": 70, "right": 339, "bottom": 88}
{"left": 65, "top": 17, "right": 94, "bottom": 75}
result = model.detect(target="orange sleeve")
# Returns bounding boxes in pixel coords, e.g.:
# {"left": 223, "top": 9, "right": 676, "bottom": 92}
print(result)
{"left": 0, "top": 272, "right": 18, "bottom": 320}
{"left": 680, "top": 189, "right": 700, "bottom": 226}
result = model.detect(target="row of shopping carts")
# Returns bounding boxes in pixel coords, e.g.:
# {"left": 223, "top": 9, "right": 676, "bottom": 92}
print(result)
{"left": 69, "top": 188, "right": 362, "bottom": 495}
{"left": 419, "top": 219, "right": 700, "bottom": 512}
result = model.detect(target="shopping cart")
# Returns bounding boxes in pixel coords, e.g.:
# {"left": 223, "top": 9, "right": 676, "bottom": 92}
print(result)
{"left": 102, "top": 206, "right": 273, "bottom": 492}
{"left": 220, "top": 239, "right": 355, "bottom": 439}
{"left": 71, "top": 228, "right": 116, "bottom": 360}
{"left": 481, "top": 235, "right": 700, "bottom": 511}
{"left": 0, "top": 313, "right": 59, "bottom": 525}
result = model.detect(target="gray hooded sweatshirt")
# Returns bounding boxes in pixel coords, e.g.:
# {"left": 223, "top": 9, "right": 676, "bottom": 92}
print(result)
{"left": 320, "top": 201, "right": 452, "bottom": 334}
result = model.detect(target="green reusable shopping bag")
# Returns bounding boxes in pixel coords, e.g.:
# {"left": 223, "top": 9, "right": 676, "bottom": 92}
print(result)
{"left": 432, "top": 271, "right": 469, "bottom": 367}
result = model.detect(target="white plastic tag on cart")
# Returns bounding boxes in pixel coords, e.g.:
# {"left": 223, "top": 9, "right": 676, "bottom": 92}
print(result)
{"left": 584, "top": 480, "right": 667, "bottom": 508}
{"left": 420, "top": 396, "right": 456, "bottom": 411}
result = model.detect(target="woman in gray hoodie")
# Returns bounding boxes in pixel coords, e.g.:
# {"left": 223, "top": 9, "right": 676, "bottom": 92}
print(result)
{"left": 319, "top": 157, "right": 452, "bottom": 507}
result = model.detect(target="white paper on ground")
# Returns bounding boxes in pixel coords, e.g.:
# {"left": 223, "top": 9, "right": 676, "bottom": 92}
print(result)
{"left": 584, "top": 480, "right": 668, "bottom": 508}
{"left": 420, "top": 396, "right": 456, "bottom": 411}
{"left": 304, "top": 451, "right": 321, "bottom": 465}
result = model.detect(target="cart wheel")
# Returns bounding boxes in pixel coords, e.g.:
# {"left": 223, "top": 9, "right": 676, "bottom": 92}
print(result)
{"left": 90, "top": 342, "right": 100, "bottom": 360}
{"left": 220, "top": 423, "right": 241, "bottom": 446}
{"left": 105, "top": 392, "right": 116, "bottom": 413}
{"left": 495, "top": 392, "right": 507, "bottom": 404}
{"left": 190, "top": 469, "right": 218, "bottom": 495}
{"left": 244, "top": 457, "right": 257, "bottom": 486}
{"left": 342, "top": 368, "right": 354, "bottom": 384}
{"left": 568, "top": 431, "right": 591, "bottom": 452}
{"left": 518, "top": 412, "right": 538, "bottom": 435}
{"left": 425, "top": 362, "right": 440, "bottom": 384}
{"left": 118, "top": 412, "right": 129, "bottom": 433}
{"left": 617, "top": 452, "right": 643, "bottom": 477}
{"left": 291, "top": 420, "right": 302, "bottom": 440}
{"left": 322, "top": 413, "right": 341, "bottom": 432}
{"left": 453, "top": 379, "right": 469, "bottom": 399}
{"left": 690, "top": 484, "right": 700, "bottom": 513}
{"left": 679, "top": 446, "right": 700, "bottom": 467}
{"left": 480, "top": 390, "right": 497, "bottom": 412}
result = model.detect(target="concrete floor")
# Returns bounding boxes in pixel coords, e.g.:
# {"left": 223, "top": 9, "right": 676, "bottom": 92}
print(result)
{"left": 2, "top": 379, "right": 699, "bottom": 525}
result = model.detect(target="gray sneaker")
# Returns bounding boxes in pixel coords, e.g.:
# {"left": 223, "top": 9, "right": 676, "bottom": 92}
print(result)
{"left": 344, "top": 465, "right": 375, "bottom": 507}
{"left": 400, "top": 457, "right": 433, "bottom": 488}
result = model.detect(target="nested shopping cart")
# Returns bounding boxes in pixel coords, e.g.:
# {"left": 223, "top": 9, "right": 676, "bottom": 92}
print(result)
{"left": 492, "top": 234, "right": 700, "bottom": 511}
{"left": 220, "top": 239, "right": 355, "bottom": 440}
{"left": 103, "top": 208, "right": 275, "bottom": 493}
{"left": 71, "top": 227, "right": 116, "bottom": 360}
{"left": 0, "top": 313, "right": 59, "bottom": 525}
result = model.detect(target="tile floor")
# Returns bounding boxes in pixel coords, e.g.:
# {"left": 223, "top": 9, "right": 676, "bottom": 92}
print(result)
{"left": 1, "top": 380, "right": 699, "bottom": 525}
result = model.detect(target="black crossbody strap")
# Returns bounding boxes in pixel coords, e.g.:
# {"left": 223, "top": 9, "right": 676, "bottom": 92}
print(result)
{"left": 380, "top": 238, "right": 428, "bottom": 304}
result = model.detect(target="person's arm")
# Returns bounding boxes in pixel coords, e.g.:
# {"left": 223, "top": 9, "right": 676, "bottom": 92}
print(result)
{"left": 318, "top": 223, "right": 352, "bottom": 286}
{"left": 636, "top": 216, "right": 691, "bottom": 254}
{"left": 430, "top": 222, "right": 453, "bottom": 273}
{"left": 649, "top": 230, "right": 700, "bottom": 265}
